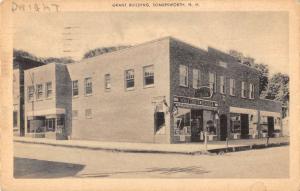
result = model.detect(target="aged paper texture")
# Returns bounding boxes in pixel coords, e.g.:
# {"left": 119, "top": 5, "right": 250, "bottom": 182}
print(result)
{"left": 0, "top": 0, "right": 300, "bottom": 190}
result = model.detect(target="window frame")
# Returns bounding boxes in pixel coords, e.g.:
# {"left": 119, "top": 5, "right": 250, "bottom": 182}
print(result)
{"left": 104, "top": 74, "right": 111, "bottom": 91}
{"left": 241, "top": 81, "right": 247, "bottom": 98}
{"left": 36, "top": 84, "right": 43, "bottom": 100}
{"left": 125, "top": 69, "right": 135, "bottom": 90}
{"left": 192, "top": 69, "right": 201, "bottom": 89}
{"left": 45, "top": 82, "right": 52, "bottom": 98}
{"left": 220, "top": 75, "right": 226, "bottom": 94}
{"left": 249, "top": 83, "right": 255, "bottom": 99}
{"left": 209, "top": 72, "right": 217, "bottom": 93}
{"left": 230, "top": 78, "right": 236, "bottom": 96}
{"left": 84, "top": 77, "right": 93, "bottom": 96}
{"left": 72, "top": 80, "right": 79, "bottom": 97}
{"left": 179, "top": 65, "right": 189, "bottom": 87}
{"left": 143, "top": 65, "right": 154, "bottom": 88}
{"left": 27, "top": 85, "right": 34, "bottom": 102}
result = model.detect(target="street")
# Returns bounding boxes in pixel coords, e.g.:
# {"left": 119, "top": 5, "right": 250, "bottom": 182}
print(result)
{"left": 14, "top": 142, "right": 289, "bottom": 178}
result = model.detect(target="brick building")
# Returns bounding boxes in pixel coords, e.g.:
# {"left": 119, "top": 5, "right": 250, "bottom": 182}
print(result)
{"left": 22, "top": 37, "right": 282, "bottom": 143}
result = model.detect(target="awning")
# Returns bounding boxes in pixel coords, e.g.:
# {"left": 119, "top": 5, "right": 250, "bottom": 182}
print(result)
{"left": 26, "top": 108, "right": 65, "bottom": 117}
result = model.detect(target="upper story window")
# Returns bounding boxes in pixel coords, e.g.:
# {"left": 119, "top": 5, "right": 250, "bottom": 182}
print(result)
{"left": 28, "top": 86, "right": 34, "bottom": 101}
{"left": 249, "top": 83, "right": 255, "bottom": 99}
{"left": 45, "top": 82, "right": 52, "bottom": 98}
{"left": 179, "top": 65, "right": 188, "bottom": 87}
{"left": 192, "top": 69, "right": 201, "bottom": 89}
{"left": 209, "top": 72, "right": 217, "bottom": 93}
{"left": 143, "top": 65, "right": 154, "bottom": 87}
{"left": 125, "top": 69, "right": 135, "bottom": 90}
{"left": 84, "top": 77, "right": 93, "bottom": 95}
{"left": 230, "top": 78, "right": 236, "bottom": 96}
{"left": 241, "top": 81, "right": 247, "bottom": 98}
{"left": 72, "top": 80, "right": 79, "bottom": 97}
{"left": 220, "top": 76, "right": 226, "bottom": 94}
{"left": 85, "top": 109, "right": 92, "bottom": 119}
{"left": 105, "top": 74, "right": 111, "bottom": 90}
{"left": 36, "top": 84, "right": 43, "bottom": 100}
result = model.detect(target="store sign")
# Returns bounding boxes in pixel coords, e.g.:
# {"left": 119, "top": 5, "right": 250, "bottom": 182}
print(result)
{"left": 173, "top": 96, "right": 218, "bottom": 108}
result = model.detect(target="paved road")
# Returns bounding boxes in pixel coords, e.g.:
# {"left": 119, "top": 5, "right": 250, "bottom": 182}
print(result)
{"left": 14, "top": 142, "right": 289, "bottom": 178}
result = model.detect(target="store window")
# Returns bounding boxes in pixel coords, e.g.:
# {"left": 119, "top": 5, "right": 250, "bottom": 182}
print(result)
{"left": 260, "top": 116, "right": 268, "bottom": 133}
{"left": 209, "top": 72, "right": 217, "bottom": 93}
{"left": 220, "top": 75, "right": 226, "bottom": 94}
{"left": 104, "top": 74, "right": 111, "bottom": 90}
{"left": 192, "top": 69, "right": 201, "bottom": 89}
{"left": 72, "top": 80, "right": 79, "bottom": 96}
{"left": 125, "top": 69, "right": 135, "bottom": 89}
{"left": 143, "top": 65, "right": 154, "bottom": 87}
{"left": 230, "top": 78, "right": 236, "bottom": 96}
{"left": 179, "top": 65, "right": 188, "bottom": 87}
{"left": 45, "top": 118, "right": 55, "bottom": 132}
{"left": 45, "top": 82, "right": 52, "bottom": 98}
{"left": 85, "top": 109, "right": 92, "bottom": 119}
{"left": 249, "top": 83, "right": 254, "bottom": 99}
{"left": 174, "top": 108, "right": 191, "bottom": 135}
{"left": 230, "top": 113, "right": 241, "bottom": 134}
{"left": 36, "top": 84, "right": 43, "bottom": 100}
{"left": 206, "top": 120, "right": 216, "bottom": 135}
{"left": 241, "top": 81, "right": 247, "bottom": 98}
{"left": 84, "top": 77, "right": 93, "bottom": 95}
{"left": 13, "top": 111, "right": 18, "bottom": 127}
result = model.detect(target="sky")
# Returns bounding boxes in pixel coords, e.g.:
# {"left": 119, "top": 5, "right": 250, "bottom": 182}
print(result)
{"left": 13, "top": 11, "right": 289, "bottom": 75}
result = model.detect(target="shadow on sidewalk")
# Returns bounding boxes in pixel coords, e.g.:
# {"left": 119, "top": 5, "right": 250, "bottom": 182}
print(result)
{"left": 14, "top": 157, "right": 85, "bottom": 178}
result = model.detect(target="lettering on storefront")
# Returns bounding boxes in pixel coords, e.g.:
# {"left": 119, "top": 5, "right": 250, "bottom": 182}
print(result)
{"left": 173, "top": 96, "right": 218, "bottom": 108}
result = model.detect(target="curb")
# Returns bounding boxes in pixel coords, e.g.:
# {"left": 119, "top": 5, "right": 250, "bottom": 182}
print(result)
{"left": 14, "top": 139, "right": 289, "bottom": 156}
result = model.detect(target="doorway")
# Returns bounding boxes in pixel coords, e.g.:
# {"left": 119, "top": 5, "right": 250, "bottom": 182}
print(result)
{"left": 267, "top": 117, "right": 274, "bottom": 137}
{"left": 191, "top": 110, "right": 203, "bottom": 142}
{"left": 240, "top": 114, "right": 249, "bottom": 139}
{"left": 220, "top": 114, "right": 227, "bottom": 141}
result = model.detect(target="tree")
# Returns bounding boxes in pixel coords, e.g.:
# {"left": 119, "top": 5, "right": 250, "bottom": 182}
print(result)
{"left": 13, "top": 49, "right": 38, "bottom": 60}
{"left": 83, "top": 45, "right": 131, "bottom": 59}
{"left": 43, "top": 57, "right": 75, "bottom": 64}
{"left": 263, "top": 73, "right": 289, "bottom": 103}
{"left": 253, "top": 63, "right": 269, "bottom": 96}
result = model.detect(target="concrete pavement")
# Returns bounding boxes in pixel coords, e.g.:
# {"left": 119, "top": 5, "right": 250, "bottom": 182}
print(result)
{"left": 14, "top": 136, "right": 289, "bottom": 155}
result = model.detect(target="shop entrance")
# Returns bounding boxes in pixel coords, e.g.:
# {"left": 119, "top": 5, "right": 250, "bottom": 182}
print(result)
{"left": 191, "top": 109, "right": 203, "bottom": 142}
{"left": 267, "top": 117, "right": 274, "bottom": 137}
{"left": 220, "top": 114, "right": 227, "bottom": 141}
{"left": 240, "top": 114, "right": 249, "bottom": 139}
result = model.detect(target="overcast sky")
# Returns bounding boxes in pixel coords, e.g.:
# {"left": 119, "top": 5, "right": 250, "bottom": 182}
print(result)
{"left": 13, "top": 11, "right": 289, "bottom": 75}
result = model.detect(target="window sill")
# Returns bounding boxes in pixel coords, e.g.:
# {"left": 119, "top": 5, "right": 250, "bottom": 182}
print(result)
{"left": 85, "top": 94, "right": 93, "bottom": 97}
{"left": 105, "top": 89, "right": 111, "bottom": 92}
{"left": 229, "top": 94, "right": 236, "bottom": 97}
{"left": 143, "top": 84, "right": 154, "bottom": 89}
{"left": 72, "top": 95, "right": 79, "bottom": 99}
{"left": 126, "top": 87, "right": 135, "bottom": 91}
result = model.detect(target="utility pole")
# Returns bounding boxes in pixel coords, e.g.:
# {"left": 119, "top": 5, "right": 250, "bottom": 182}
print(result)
{"left": 29, "top": 72, "right": 35, "bottom": 137}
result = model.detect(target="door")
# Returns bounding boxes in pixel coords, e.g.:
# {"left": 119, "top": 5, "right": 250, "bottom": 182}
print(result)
{"left": 220, "top": 114, "right": 227, "bottom": 141}
{"left": 240, "top": 114, "right": 249, "bottom": 139}
{"left": 267, "top": 117, "right": 274, "bottom": 137}
{"left": 191, "top": 110, "right": 203, "bottom": 142}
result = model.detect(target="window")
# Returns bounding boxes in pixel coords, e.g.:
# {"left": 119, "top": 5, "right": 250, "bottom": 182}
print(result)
{"left": 143, "top": 65, "right": 154, "bottom": 87}
{"left": 241, "top": 81, "right": 247, "bottom": 98}
{"left": 84, "top": 78, "right": 92, "bottom": 95}
{"left": 28, "top": 86, "right": 34, "bottom": 101}
{"left": 72, "top": 110, "right": 78, "bottom": 120}
{"left": 125, "top": 69, "right": 135, "bottom": 89}
{"left": 45, "top": 82, "right": 52, "bottom": 98}
{"left": 209, "top": 72, "right": 217, "bottom": 92}
{"left": 179, "top": 65, "right": 188, "bottom": 87}
{"left": 230, "top": 78, "right": 236, "bottom": 96}
{"left": 104, "top": 74, "right": 111, "bottom": 90}
{"left": 13, "top": 111, "right": 18, "bottom": 127}
{"left": 220, "top": 76, "right": 226, "bottom": 94}
{"left": 154, "top": 112, "right": 165, "bottom": 133}
{"left": 85, "top": 109, "right": 92, "bottom": 119}
{"left": 72, "top": 80, "right": 79, "bottom": 96}
{"left": 45, "top": 118, "right": 55, "bottom": 132}
{"left": 249, "top": 83, "right": 255, "bottom": 99}
{"left": 230, "top": 113, "right": 241, "bottom": 134}
{"left": 36, "top": 84, "right": 43, "bottom": 100}
{"left": 192, "top": 69, "right": 201, "bottom": 89}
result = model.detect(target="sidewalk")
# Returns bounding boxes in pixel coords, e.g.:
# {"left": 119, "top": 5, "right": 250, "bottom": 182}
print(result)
{"left": 14, "top": 136, "right": 289, "bottom": 155}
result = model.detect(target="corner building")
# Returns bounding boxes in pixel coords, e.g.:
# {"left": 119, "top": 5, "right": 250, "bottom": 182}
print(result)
{"left": 23, "top": 37, "right": 282, "bottom": 143}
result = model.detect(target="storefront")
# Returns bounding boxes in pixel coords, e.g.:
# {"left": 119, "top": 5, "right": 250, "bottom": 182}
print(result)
{"left": 172, "top": 96, "right": 218, "bottom": 143}
{"left": 259, "top": 111, "right": 282, "bottom": 138}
